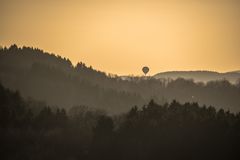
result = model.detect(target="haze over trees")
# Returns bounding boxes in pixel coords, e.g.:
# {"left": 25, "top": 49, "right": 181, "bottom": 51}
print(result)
{"left": 154, "top": 70, "right": 240, "bottom": 84}
{"left": 1, "top": 45, "right": 240, "bottom": 160}
{"left": 1, "top": 83, "right": 240, "bottom": 160}
{"left": 0, "top": 45, "right": 240, "bottom": 113}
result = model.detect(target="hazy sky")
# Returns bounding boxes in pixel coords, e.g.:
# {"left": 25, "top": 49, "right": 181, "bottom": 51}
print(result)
{"left": 1, "top": 0, "right": 240, "bottom": 75}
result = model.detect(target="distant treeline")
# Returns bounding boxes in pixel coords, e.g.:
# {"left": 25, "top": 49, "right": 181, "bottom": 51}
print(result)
{"left": 0, "top": 44, "right": 240, "bottom": 113}
{"left": 154, "top": 70, "right": 240, "bottom": 84}
{"left": 1, "top": 84, "right": 240, "bottom": 160}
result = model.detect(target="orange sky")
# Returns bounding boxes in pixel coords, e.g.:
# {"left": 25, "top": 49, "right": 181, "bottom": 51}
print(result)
{"left": 1, "top": 0, "right": 240, "bottom": 75}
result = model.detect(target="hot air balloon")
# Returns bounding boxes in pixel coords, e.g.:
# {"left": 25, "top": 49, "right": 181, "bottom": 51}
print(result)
{"left": 142, "top": 66, "right": 149, "bottom": 75}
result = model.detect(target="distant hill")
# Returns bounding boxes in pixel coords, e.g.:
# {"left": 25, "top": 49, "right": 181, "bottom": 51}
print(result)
{"left": 1, "top": 45, "right": 240, "bottom": 113}
{"left": 154, "top": 71, "right": 240, "bottom": 84}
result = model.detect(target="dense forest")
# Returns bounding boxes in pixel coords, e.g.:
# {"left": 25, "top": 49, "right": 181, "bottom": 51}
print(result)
{"left": 1, "top": 83, "right": 240, "bottom": 160}
{"left": 0, "top": 45, "right": 240, "bottom": 113}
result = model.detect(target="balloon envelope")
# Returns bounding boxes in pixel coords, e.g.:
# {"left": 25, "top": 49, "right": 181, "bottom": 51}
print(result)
{"left": 142, "top": 66, "right": 149, "bottom": 75}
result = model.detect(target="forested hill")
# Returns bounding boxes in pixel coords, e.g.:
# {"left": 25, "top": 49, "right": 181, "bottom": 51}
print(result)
{"left": 154, "top": 71, "right": 240, "bottom": 84}
{"left": 1, "top": 44, "right": 240, "bottom": 113}
{"left": 0, "top": 44, "right": 144, "bottom": 113}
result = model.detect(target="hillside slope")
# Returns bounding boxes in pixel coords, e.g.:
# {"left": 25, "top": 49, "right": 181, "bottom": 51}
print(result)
{"left": 1, "top": 45, "right": 240, "bottom": 113}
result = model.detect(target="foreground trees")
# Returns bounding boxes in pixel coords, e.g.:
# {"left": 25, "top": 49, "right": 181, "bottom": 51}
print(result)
{"left": 1, "top": 84, "right": 240, "bottom": 160}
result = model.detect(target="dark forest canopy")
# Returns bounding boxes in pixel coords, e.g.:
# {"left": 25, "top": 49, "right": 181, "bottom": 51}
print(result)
{"left": 1, "top": 84, "right": 240, "bottom": 160}
{"left": 1, "top": 44, "right": 240, "bottom": 113}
